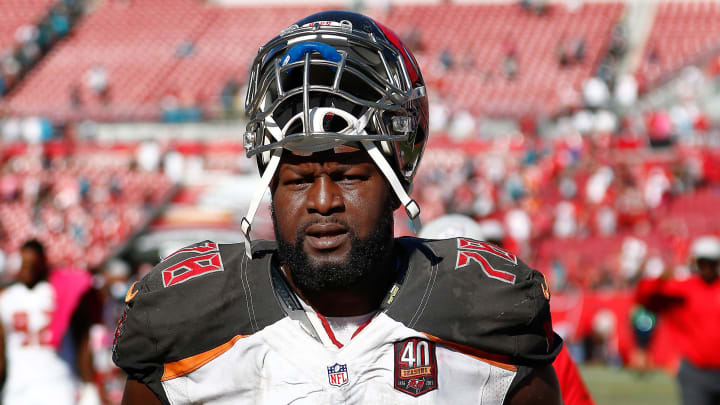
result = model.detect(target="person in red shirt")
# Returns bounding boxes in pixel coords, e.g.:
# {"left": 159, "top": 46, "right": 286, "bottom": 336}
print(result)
{"left": 635, "top": 235, "right": 720, "bottom": 405}
{"left": 553, "top": 344, "right": 595, "bottom": 405}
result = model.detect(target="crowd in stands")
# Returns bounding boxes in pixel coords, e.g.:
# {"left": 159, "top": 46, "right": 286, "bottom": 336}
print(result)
{"left": 637, "top": 1, "right": 720, "bottom": 90}
{"left": 0, "top": 0, "right": 624, "bottom": 122}
{"left": 0, "top": 0, "right": 84, "bottom": 96}
{"left": 412, "top": 125, "right": 720, "bottom": 293}
{"left": 0, "top": 142, "right": 174, "bottom": 278}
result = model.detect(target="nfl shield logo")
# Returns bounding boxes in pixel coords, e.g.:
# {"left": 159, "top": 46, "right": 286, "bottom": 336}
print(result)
{"left": 327, "top": 363, "right": 349, "bottom": 387}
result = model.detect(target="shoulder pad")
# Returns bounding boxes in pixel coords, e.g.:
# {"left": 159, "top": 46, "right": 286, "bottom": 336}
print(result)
{"left": 387, "top": 237, "right": 561, "bottom": 367}
{"left": 112, "top": 240, "right": 284, "bottom": 392}
{"left": 0, "top": 280, "right": 18, "bottom": 293}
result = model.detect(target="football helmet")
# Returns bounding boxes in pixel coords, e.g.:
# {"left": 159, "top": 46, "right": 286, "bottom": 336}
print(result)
{"left": 418, "top": 214, "right": 485, "bottom": 241}
{"left": 242, "top": 10, "right": 429, "bottom": 256}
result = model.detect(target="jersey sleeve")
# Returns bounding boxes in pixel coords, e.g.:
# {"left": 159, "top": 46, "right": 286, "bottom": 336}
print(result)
{"left": 112, "top": 273, "right": 162, "bottom": 386}
{"left": 111, "top": 241, "right": 216, "bottom": 403}
{"left": 112, "top": 240, "right": 286, "bottom": 402}
{"left": 389, "top": 237, "right": 562, "bottom": 367}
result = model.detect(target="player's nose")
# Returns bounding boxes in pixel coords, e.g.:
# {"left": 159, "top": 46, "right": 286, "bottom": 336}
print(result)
{"left": 307, "top": 175, "right": 343, "bottom": 215}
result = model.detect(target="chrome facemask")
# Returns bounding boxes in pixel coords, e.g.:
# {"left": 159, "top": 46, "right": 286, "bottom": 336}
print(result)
{"left": 241, "top": 20, "right": 424, "bottom": 257}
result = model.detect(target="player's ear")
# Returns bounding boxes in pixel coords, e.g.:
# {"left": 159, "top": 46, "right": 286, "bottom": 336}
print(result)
{"left": 270, "top": 173, "right": 280, "bottom": 194}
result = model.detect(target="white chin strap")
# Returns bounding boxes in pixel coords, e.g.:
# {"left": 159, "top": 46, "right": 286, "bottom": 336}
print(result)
{"left": 241, "top": 116, "right": 283, "bottom": 258}
{"left": 241, "top": 110, "right": 422, "bottom": 258}
{"left": 360, "top": 140, "right": 421, "bottom": 232}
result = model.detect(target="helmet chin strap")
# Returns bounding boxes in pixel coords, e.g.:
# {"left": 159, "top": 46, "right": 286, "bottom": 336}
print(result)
{"left": 241, "top": 112, "right": 422, "bottom": 258}
{"left": 361, "top": 140, "right": 422, "bottom": 233}
{"left": 242, "top": 117, "right": 284, "bottom": 258}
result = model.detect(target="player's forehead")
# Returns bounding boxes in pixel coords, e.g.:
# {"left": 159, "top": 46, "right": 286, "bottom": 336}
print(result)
{"left": 278, "top": 145, "right": 374, "bottom": 170}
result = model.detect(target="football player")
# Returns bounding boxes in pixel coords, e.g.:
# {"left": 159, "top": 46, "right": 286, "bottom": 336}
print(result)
{"left": 115, "top": 11, "right": 562, "bottom": 405}
{"left": 636, "top": 235, "right": 720, "bottom": 405}
{"left": 0, "top": 239, "right": 102, "bottom": 405}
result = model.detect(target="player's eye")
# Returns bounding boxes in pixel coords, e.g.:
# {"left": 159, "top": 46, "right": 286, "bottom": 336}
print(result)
{"left": 333, "top": 173, "right": 368, "bottom": 184}
{"left": 286, "top": 177, "right": 313, "bottom": 185}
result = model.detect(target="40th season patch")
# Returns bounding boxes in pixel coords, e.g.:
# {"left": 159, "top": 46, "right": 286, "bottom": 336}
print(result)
{"left": 393, "top": 338, "right": 438, "bottom": 397}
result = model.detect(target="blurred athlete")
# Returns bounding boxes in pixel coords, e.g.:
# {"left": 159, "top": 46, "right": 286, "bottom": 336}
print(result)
{"left": 0, "top": 239, "right": 102, "bottom": 405}
{"left": 420, "top": 214, "right": 595, "bottom": 405}
{"left": 635, "top": 235, "right": 720, "bottom": 405}
{"left": 115, "top": 11, "right": 562, "bottom": 405}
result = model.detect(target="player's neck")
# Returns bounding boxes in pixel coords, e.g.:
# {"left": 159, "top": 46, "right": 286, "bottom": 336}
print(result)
{"left": 303, "top": 287, "right": 387, "bottom": 317}
{"left": 283, "top": 258, "right": 395, "bottom": 317}
{"left": 22, "top": 277, "right": 45, "bottom": 289}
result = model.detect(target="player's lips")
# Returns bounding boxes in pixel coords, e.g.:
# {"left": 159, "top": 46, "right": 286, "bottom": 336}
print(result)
{"left": 304, "top": 223, "right": 348, "bottom": 250}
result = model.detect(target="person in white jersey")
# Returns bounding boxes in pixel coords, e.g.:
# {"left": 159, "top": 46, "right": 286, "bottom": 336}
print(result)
{"left": 115, "top": 10, "right": 562, "bottom": 405}
{"left": 0, "top": 239, "right": 102, "bottom": 405}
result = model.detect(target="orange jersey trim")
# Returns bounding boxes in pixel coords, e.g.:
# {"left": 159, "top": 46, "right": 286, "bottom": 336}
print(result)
{"left": 162, "top": 335, "right": 246, "bottom": 381}
{"left": 124, "top": 282, "right": 139, "bottom": 303}
{"left": 422, "top": 332, "right": 517, "bottom": 372}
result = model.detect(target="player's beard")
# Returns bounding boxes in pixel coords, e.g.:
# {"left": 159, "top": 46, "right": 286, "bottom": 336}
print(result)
{"left": 272, "top": 201, "right": 395, "bottom": 293}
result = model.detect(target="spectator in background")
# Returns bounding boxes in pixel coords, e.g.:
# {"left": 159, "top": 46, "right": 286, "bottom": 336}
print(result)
{"left": 92, "top": 259, "right": 134, "bottom": 404}
{"left": 84, "top": 64, "right": 110, "bottom": 105}
{"left": 70, "top": 82, "right": 83, "bottom": 109}
{"left": 647, "top": 110, "right": 674, "bottom": 148}
{"left": 50, "top": 9, "right": 71, "bottom": 38}
{"left": 635, "top": 236, "right": 720, "bottom": 405}
{"left": 503, "top": 38, "right": 518, "bottom": 80}
{"left": 520, "top": 0, "right": 548, "bottom": 15}
{"left": 175, "top": 39, "right": 195, "bottom": 58}
{"left": 585, "top": 309, "right": 619, "bottom": 364}
{"left": 0, "top": 239, "right": 103, "bottom": 405}
{"left": 15, "top": 24, "right": 39, "bottom": 45}
{"left": 608, "top": 24, "right": 626, "bottom": 60}
{"left": 448, "top": 109, "right": 476, "bottom": 140}
{"left": 555, "top": 35, "right": 571, "bottom": 67}
{"left": 18, "top": 40, "right": 41, "bottom": 67}
{"left": 439, "top": 48, "right": 453, "bottom": 70}
{"left": 558, "top": 35, "right": 586, "bottom": 67}
{"left": 0, "top": 169, "right": 21, "bottom": 202}
{"left": 582, "top": 77, "right": 610, "bottom": 108}
{"left": 614, "top": 74, "right": 638, "bottom": 107}
{"left": 647, "top": 45, "right": 660, "bottom": 66}
{"left": 478, "top": 219, "right": 505, "bottom": 247}
{"left": 1, "top": 51, "right": 21, "bottom": 86}
{"left": 220, "top": 79, "right": 240, "bottom": 117}
{"left": 619, "top": 237, "right": 647, "bottom": 283}
{"left": 136, "top": 140, "right": 160, "bottom": 172}
{"left": 573, "top": 37, "right": 585, "bottom": 62}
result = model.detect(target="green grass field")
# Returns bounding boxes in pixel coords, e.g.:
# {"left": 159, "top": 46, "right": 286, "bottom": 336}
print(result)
{"left": 580, "top": 366, "right": 679, "bottom": 405}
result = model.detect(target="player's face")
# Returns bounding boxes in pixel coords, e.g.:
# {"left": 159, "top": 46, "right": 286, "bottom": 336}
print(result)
{"left": 697, "top": 258, "right": 719, "bottom": 283}
{"left": 271, "top": 145, "right": 395, "bottom": 290}
{"left": 19, "top": 248, "right": 45, "bottom": 287}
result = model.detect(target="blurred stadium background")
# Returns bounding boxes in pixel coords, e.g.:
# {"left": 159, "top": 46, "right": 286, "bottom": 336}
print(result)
{"left": 1, "top": 0, "right": 719, "bottom": 403}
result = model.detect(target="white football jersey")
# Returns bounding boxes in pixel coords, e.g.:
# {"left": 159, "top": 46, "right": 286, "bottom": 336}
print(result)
{"left": 0, "top": 281, "right": 76, "bottom": 405}
{"left": 113, "top": 239, "right": 561, "bottom": 405}
{"left": 161, "top": 312, "right": 516, "bottom": 404}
